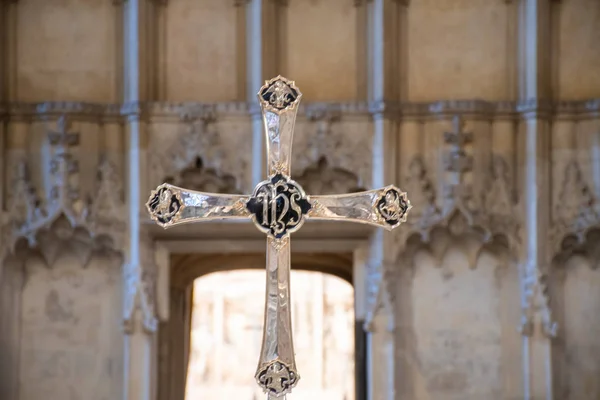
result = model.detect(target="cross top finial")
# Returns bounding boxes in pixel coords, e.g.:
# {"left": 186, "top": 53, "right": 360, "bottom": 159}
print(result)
{"left": 258, "top": 76, "right": 302, "bottom": 113}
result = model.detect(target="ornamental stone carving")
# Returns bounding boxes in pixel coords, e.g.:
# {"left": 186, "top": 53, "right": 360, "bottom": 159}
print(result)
{"left": 1, "top": 117, "right": 126, "bottom": 264}
{"left": 85, "top": 156, "right": 127, "bottom": 248}
{"left": 151, "top": 104, "right": 245, "bottom": 193}
{"left": 519, "top": 268, "right": 558, "bottom": 338}
{"left": 552, "top": 160, "right": 600, "bottom": 261}
{"left": 123, "top": 235, "right": 159, "bottom": 334}
{"left": 484, "top": 154, "right": 521, "bottom": 250}
{"left": 295, "top": 157, "right": 363, "bottom": 195}
{"left": 399, "top": 155, "right": 441, "bottom": 240}
{"left": 364, "top": 261, "right": 398, "bottom": 333}
{"left": 394, "top": 118, "right": 520, "bottom": 268}
{"left": 5, "top": 160, "right": 45, "bottom": 244}
{"left": 174, "top": 157, "right": 239, "bottom": 194}
{"left": 441, "top": 116, "right": 479, "bottom": 229}
{"left": 294, "top": 103, "right": 371, "bottom": 190}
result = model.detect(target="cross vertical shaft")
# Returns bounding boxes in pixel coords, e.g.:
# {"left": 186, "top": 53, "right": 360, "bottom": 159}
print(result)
{"left": 253, "top": 77, "right": 303, "bottom": 397}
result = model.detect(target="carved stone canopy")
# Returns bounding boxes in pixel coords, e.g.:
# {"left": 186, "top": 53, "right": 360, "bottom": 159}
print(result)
{"left": 395, "top": 152, "right": 521, "bottom": 269}
{"left": 364, "top": 261, "right": 398, "bottom": 333}
{"left": 519, "top": 268, "right": 558, "bottom": 339}
{"left": 552, "top": 160, "right": 600, "bottom": 265}
{"left": 152, "top": 108, "right": 246, "bottom": 193}
{"left": 295, "top": 104, "right": 371, "bottom": 188}
{"left": 21, "top": 214, "right": 122, "bottom": 267}
{"left": 165, "top": 156, "right": 240, "bottom": 194}
{"left": 1, "top": 152, "right": 125, "bottom": 265}
{"left": 295, "top": 157, "right": 364, "bottom": 196}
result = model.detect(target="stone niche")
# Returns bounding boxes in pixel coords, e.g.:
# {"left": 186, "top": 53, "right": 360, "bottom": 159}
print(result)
{"left": 164, "top": 0, "right": 239, "bottom": 101}
{"left": 560, "top": 256, "right": 600, "bottom": 400}
{"left": 404, "top": 247, "right": 520, "bottom": 400}
{"left": 557, "top": 0, "right": 600, "bottom": 100}
{"left": 407, "top": 0, "right": 511, "bottom": 101}
{"left": 14, "top": 0, "right": 117, "bottom": 102}
{"left": 286, "top": 0, "right": 359, "bottom": 100}
{"left": 17, "top": 250, "right": 122, "bottom": 400}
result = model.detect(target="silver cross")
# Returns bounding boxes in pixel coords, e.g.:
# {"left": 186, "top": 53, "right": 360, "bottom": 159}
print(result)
{"left": 146, "top": 76, "right": 411, "bottom": 398}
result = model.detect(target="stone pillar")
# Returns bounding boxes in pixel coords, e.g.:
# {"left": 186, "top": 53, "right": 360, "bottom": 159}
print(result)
{"left": 517, "top": 1, "right": 559, "bottom": 399}
{"left": 1, "top": 0, "right": 18, "bottom": 215}
{"left": 0, "top": 3, "right": 25, "bottom": 390}
{"left": 212, "top": 286, "right": 224, "bottom": 383}
{"left": 520, "top": 116, "right": 555, "bottom": 399}
{"left": 245, "top": 0, "right": 265, "bottom": 184}
{"left": 261, "top": 0, "right": 287, "bottom": 80}
{"left": 123, "top": 116, "right": 158, "bottom": 400}
{"left": 0, "top": 0, "right": 17, "bottom": 101}
{"left": 121, "top": 1, "right": 159, "bottom": 400}
{"left": 362, "top": 1, "right": 407, "bottom": 400}
{"left": 1, "top": 2, "right": 28, "bottom": 387}
{"left": 590, "top": 126, "right": 600, "bottom": 199}
{"left": 0, "top": 2, "right": 5, "bottom": 211}
{"left": 353, "top": 245, "right": 369, "bottom": 400}
{"left": 312, "top": 275, "right": 324, "bottom": 387}
{"left": 247, "top": 0, "right": 289, "bottom": 182}
{"left": 0, "top": 257, "right": 24, "bottom": 400}
{"left": 0, "top": 110, "right": 4, "bottom": 214}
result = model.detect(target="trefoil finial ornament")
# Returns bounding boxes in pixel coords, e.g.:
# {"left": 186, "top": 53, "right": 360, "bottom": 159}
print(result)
{"left": 146, "top": 76, "right": 411, "bottom": 398}
{"left": 258, "top": 76, "right": 302, "bottom": 113}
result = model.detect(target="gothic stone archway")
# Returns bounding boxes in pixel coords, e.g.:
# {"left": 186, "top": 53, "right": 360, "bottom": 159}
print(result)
{"left": 150, "top": 220, "right": 373, "bottom": 400}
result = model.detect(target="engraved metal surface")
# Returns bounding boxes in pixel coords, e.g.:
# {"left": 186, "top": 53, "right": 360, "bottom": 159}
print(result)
{"left": 258, "top": 75, "right": 302, "bottom": 114}
{"left": 146, "top": 184, "right": 184, "bottom": 227}
{"left": 146, "top": 183, "right": 250, "bottom": 228}
{"left": 146, "top": 76, "right": 412, "bottom": 398}
{"left": 246, "top": 174, "right": 311, "bottom": 239}
{"left": 260, "top": 77, "right": 301, "bottom": 176}
{"left": 376, "top": 186, "right": 411, "bottom": 228}
{"left": 256, "top": 360, "right": 299, "bottom": 396}
{"left": 307, "top": 185, "right": 411, "bottom": 229}
{"left": 255, "top": 239, "right": 298, "bottom": 397}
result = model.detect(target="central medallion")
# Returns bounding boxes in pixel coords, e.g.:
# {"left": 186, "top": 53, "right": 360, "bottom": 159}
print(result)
{"left": 246, "top": 174, "right": 312, "bottom": 239}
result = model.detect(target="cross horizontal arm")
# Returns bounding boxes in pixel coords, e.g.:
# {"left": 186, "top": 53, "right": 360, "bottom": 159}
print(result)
{"left": 146, "top": 183, "right": 251, "bottom": 228}
{"left": 307, "top": 186, "right": 411, "bottom": 230}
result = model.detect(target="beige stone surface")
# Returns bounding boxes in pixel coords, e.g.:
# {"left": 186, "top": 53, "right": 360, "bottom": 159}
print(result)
{"left": 164, "top": 0, "right": 239, "bottom": 101}
{"left": 410, "top": 250, "right": 507, "bottom": 400}
{"left": 146, "top": 116, "right": 253, "bottom": 192}
{"left": 407, "top": 0, "right": 510, "bottom": 101}
{"left": 286, "top": 0, "right": 358, "bottom": 101}
{"left": 18, "top": 253, "right": 122, "bottom": 400}
{"left": 0, "top": 1, "right": 599, "bottom": 400}
{"left": 557, "top": 0, "right": 600, "bottom": 100}
{"left": 15, "top": 0, "right": 117, "bottom": 102}
{"left": 563, "top": 258, "right": 600, "bottom": 400}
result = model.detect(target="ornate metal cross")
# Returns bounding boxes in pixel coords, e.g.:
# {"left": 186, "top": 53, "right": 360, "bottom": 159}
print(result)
{"left": 146, "top": 76, "right": 411, "bottom": 398}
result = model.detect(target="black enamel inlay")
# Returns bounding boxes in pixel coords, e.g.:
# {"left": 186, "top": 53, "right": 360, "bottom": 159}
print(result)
{"left": 246, "top": 174, "right": 311, "bottom": 238}
{"left": 148, "top": 187, "right": 182, "bottom": 225}
{"left": 376, "top": 187, "right": 409, "bottom": 226}
{"left": 259, "top": 80, "right": 299, "bottom": 110}
{"left": 257, "top": 362, "right": 297, "bottom": 395}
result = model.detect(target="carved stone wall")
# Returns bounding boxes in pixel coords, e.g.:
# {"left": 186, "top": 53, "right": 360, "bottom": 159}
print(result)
{"left": 286, "top": 0, "right": 359, "bottom": 100}
{"left": 0, "top": 1, "right": 599, "bottom": 400}
{"left": 559, "top": 257, "right": 600, "bottom": 399}
{"left": 163, "top": 1, "right": 241, "bottom": 101}
{"left": 13, "top": 0, "right": 118, "bottom": 102}
{"left": 18, "top": 254, "right": 123, "bottom": 400}
{"left": 407, "top": 0, "right": 512, "bottom": 101}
